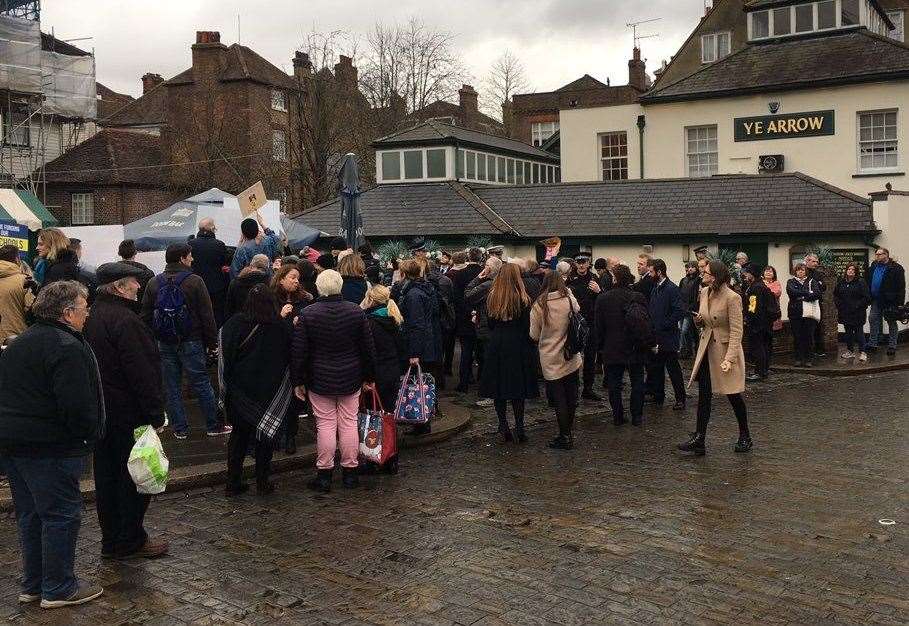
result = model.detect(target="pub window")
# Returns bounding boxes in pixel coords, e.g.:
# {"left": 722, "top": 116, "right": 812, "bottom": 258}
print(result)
{"left": 271, "top": 89, "right": 287, "bottom": 112}
{"left": 381, "top": 151, "right": 401, "bottom": 180}
{"left": 841, "top": 0, "right": 860, "bottom": 26}
{"left": 515, "top": 160, "right": 524, "bottom": 184}
{"left": 71, "top": 193, "right": 94, "bottom": 225}
{"left": 773, "top": 7, "right": 792, "bottom": 35}
{"left": 817, "top": 0, "right": 836, "bottom": 30}
{"left": 858, "top": 110, "right": 899, "bottom": 172}
{"left": 686, "top": 125, "right": 718, "bottom": 178}
{"left": 496, "top": 157, "right": 506, "bottom": 183}
{"left": 455, "top": 151, "right": 464, "bottom": 179}
{"left": 477, "top": 153, "right": 488, "bottom": 181}
{"left": 466, "top": 151, "right": 477, "bottom": 179}
{"left": 426, "top": 148, "right": 446, "bottom": 178}
{"left": 701, "top": 32, "right": 730, "bottom": 63}
{"left": 506, "top": 158, "right": 515, "bottom": 184}
{"left": 795, "top": 4, "right": 814, "bottom": 32}
{"left": 531, "top": 121, "right": 558, "bottom": 147}
{"left": 272, "top": 130, "right": 287, "bottom": 161}
{"left": 600, "top": 131, "right": 629, "bottom": 181}
{"left": 403, "top": 150, "right": 423, "bottom": 179}
{"left": 888, "top": 11, "right": 905, "bottom": 42}
{"left": 751, "top": 10, "right": 770, "bottom": 38}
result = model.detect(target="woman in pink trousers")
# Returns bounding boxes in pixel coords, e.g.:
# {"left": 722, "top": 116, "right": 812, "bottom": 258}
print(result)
{"left": 291, "top": 270, "right": 377, "bottom": 492}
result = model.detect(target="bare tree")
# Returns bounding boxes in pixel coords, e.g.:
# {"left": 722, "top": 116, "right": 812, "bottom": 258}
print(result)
{"left": 481, "top": 50, "right": 531, "bottom": 121}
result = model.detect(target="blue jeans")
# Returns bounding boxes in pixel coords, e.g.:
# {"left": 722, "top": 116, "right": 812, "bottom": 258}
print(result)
{"left": 868, "top": 301, "right": 898, "bottom": 350}
{"left": 679, "top": 315, "right": 698, "bottom": 356}
{"left": 159, "top": 340, "right": 219, "bottom": 433}
{"left": 3, "top": 455, "right": 85, "bottom": 600}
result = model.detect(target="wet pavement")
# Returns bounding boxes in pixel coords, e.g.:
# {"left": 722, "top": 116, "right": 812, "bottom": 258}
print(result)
{"left": 1, "top": 370, "right": 907, "bottom": 625}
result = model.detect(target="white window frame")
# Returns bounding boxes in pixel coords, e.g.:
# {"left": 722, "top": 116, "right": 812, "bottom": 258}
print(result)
{"left": 857, "top": 109, "right": 899, "bottom": 173}
{"left": 888, "top": 10, "right": 905, "bottom": 42}
{"left": 701, "top": 32, "right": 731, "bottom": 64}
{"left": 531, "top": 121, "right": 559, "bottom": 147}
{"left": 686, "top": 125, "right": 718, "bottom": 178}
{"left": 71, "top": 193, "right": 94, "bottom": 225}
{"left": 271, "top": 89, "right": 287, "bottom": 112}
{"left": 380, "top": 150, "right": 401, "bottom": 181}
{"left": 272, "top": 129, "right": 287, "bottom": 161}
{"left": 599, "top": 131, "right": 629, "bottom": 181}
{"left": 748, "top": 0, "right": 883, "bottom": 40}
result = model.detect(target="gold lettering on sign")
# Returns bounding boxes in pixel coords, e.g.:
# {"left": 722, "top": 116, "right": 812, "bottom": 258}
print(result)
{"left": 808, "top": 116, "right": 823, "bottom": 130}
{"left": 787, "top": 119, "right": 798, "bottom": 133}
{"left": 797, "top": 118, "right": 808, "bottom": 132}
{"left": 755, "top": 121, "right": 764, "bottom": 134}
{"left": 744, "top": 122, "right": 754, "bottom": 134}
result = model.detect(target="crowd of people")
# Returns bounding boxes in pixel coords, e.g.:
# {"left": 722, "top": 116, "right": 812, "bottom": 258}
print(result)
{"left": 0, "top": 213, "right": 906, "bottom": 609}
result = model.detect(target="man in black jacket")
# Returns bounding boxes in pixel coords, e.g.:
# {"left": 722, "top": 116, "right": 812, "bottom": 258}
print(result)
{"left": 189, "top": 218, "right": 228, "bottom": 327}
{"left": 741, "top": 264, "right": 776, "bottom": 381}
{"left": 566, "top": 254, "right": 602, "bottom": 400}
{"left": 0, "top": 280, "right": 104, "bottom": 608}
{"left": 868, "top": 248, "right": 906, "bottom": 356}
{"left": 805, "top": 253, "right": 829, "bottom": 357}
{"left": 85, "top": 263, "right": 168, "bottom": 561}
{"left": 678, "top": 262, "right": 702, "bottom": 358}
{"left": 449, "top": 249, "right": 483, "bottom": 392}
{"left": 633, "top": 254, "right": 655, "bottom": 304}
{"left": 117, "top": 239, "right": 155, "bottom": 304}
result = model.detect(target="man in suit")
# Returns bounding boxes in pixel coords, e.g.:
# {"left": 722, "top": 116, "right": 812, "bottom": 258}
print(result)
{"left": 189, "top": 218, "right": 228, "bottom": 327}
{"left": 646, "top": 259, "right": 687, "bottom": 410}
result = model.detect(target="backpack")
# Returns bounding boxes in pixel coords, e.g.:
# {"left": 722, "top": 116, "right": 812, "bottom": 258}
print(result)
{"left": 152, "top": 272, "right": 193, "bottom": 344}
{"left": 563, "top": 297, "right": 590, "bottom": 359}
{"left": 623, "top": 299, "right": 656, "bottom": 352}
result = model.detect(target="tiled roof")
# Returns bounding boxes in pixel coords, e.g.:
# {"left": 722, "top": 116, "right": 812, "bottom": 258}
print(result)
{"left": 101, "top": 80, "right": 166, "bottom": 127}
{"left": 402, "top": 100, "right": 505, "bottom": 136}
{"left": 513, "top": 77, "right": 641, "bottom": 113}
{"left": 642, "top": 29, "right": 909, "bottom": 103}
{"left": 290, "top": 173, "right": 876, "bottom": 239}
{"left": 556, "top": 75, "right": 611, "bottom": 91}
{"left": 373, "top": 121, "right": 559, "bottom": 162}
{"left": 43, "top": 129, "right": 164, "bottom": 186}
{"left": 96, "top": 83, "right": 135, "bottom": 120}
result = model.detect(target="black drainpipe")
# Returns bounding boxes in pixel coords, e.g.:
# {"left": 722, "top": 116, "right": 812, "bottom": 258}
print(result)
{"left": 636, "top": 115, "right": 646, "bottom": 179}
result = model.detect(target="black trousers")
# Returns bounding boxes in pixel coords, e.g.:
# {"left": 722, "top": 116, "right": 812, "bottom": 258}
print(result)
{"left": 94, "top": 427, "right": 151, "bottom": 557}
{"left": 605, "top": 363, "right": 645, "bottom": 424}
{"left": 695, "top": 360, "right": 749, "bottom": 438}
{"left": 646, "top": 351, "right": 686, "bottom": 404}
{"left": 457, "top": 334, "right": 476, "bottom": 390}
{"left": 494, "top": 400, "right": 525, "bottom": 434}
{"left": 812, "top": 314, "right": 826, "bottom": 354}
{"left": 227, "top": 418, "right": 274, "bottom": 488}
{"left": 210, "top": 290, "right": 227, "bottom": 329}
{"left": 443, "top": 332, "right": 456, "bottom": 375}
{"left": 475, "top": 338, "right": 487, "bottom": 382}
{"left": 547, "top": 371, "right": 579, "bottom": 437}
{"left": 765, "top": 331, "right": 775, "bottom": 370}
{"left": 747, "top": 330, "right": 770, "bottom": 377}
{"left": 581, "top": 341, "right": 598, "bottom": 391}
{"left": 791, "top": 318, "right": 817, "bottom": 362}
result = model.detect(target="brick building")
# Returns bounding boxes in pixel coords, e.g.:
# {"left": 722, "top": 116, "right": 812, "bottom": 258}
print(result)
{"left": 507, "top": 48, "right": 649, "bottom": 148}
{"left": 399, "top": 84, "right": 505, "bottom": 136}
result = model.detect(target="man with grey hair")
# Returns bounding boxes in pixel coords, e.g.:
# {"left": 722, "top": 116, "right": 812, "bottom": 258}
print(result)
{"left": 226, "top": 253, "right": 271, "bottom": 318}
{"left": 85, "top": 263, "right": 167, "bottom": 561}
{"left": 0, "top": 280, "right": 105, "bottom": 608}
{"left": 189, "top": 218, "right": 228, "bottom": 327}
{"left": 804, "top": 253, "right": 828, "bottom": 357}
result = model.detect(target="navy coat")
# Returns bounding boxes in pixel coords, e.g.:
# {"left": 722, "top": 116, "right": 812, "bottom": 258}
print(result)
{"left": 648, "top": 278, "right": 685, "bottom": 353}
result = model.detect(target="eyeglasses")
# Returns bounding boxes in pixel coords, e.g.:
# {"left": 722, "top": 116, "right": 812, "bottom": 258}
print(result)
{"left": 875, "top": 252, "right": 887, "bottom": 256}
{"left": 66, "top": 305, "right": 90, "bottom": 314}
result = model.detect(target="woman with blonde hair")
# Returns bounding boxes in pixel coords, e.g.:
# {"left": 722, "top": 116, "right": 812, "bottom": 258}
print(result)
{"left": 479, "top": 263, "right": 539, "bottom": 443}
{"left": 338, "top": 253, "right": 368, "bottom": 304}
{"left": 34, "top": 228, "right": 78, "bottom": 287}
{"left": 361, "top": 285, "right": 406, "bottom": 410}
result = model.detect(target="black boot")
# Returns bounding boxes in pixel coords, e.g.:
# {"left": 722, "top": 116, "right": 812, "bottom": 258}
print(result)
{"left": 307, "top": 469, "right": 332, "bottom": 493}
{"left": 342, "top": 467, "right": 360, "bottom": 489}
{"left": 677, "top": 432, "right": 706, "bottom": 455}
{"left": 284, "top": 436, "right": 296, "bottom": 455}
{"left": 734, "top": 435, "right": 753, "bottom": 453}
{"left": 547, "top": 434, "right": 573, "bottom": 450}
{"left": 581, "top": 388, "right": 602, "bottom": 401}
{"left": 256, "top": 480, "right": 276, "bottom": 496}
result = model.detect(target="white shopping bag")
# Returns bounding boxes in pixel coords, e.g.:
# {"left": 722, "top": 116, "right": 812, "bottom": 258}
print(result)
{"left": 127, "top": 425, "right": 170, "bottom": 494}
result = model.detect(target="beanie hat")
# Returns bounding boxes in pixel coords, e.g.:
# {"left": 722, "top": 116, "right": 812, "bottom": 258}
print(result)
{"left": 240, "top": 218, "right": 259, "bottom": 240}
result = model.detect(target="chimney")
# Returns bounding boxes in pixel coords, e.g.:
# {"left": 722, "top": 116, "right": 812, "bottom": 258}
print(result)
{"left": 459, "top": 84, "right": 478, "bottom": 114}
{"left": 501, "top": 99, "right": 514, "bottom": 135}
{"left": 628, "top": 47, "right": 648, "bottom": 91}
{"left": 334, "top": 55, "right": 357, "bottom": 88}
{"left": 141, "top": 73, "right": 163, "bottom": 94}
{"left": 293, "top": 50, "right": 312, "bottom": 80}
{"left": 192, "top": 31, "right": 227, "bottom": 84}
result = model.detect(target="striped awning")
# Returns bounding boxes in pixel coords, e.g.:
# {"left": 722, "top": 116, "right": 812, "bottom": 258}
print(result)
{"left": 0, "top": 188, "right": 58, "bottom": 231}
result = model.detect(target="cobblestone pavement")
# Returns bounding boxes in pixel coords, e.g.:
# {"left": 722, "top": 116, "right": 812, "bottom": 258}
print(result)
{"left": 1, "top": 371, "right": 906, "bottom": 625}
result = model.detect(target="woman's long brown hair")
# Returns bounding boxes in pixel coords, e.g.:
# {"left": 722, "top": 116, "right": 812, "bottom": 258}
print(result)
{"left": 535, "top": 269, "right": 568, "bottom": 325}
{"left": 487, "top": 263, "right": 530, "bottom": 321}
{"left": 271, "top": 265, "right": 312, "bottom": 303}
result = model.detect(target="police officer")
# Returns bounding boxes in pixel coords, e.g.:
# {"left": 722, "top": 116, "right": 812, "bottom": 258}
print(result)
{"left": 566, "top": 253, "right": 602, "bottom": 400}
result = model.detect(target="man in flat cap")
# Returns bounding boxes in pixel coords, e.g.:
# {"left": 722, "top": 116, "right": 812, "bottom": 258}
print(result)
{"left": 83, "top": 263, "right": 168, "bottom": 560}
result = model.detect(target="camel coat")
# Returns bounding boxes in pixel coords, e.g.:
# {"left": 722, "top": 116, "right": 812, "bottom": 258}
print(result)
{"left": 530, "top": 291, "right": 583, "bottom": 381}
{"left": 688, "top": 284, "right": 745, "bottom": 396}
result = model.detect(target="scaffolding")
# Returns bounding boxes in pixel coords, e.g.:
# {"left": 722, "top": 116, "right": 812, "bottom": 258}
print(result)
{"left": 0, "top": 0, "right": 39, "bottom": 22}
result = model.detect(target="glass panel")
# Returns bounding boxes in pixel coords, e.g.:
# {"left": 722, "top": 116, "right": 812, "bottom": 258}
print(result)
{"left": 841, "top": 0, "right": 860, "bottom": 26}
{"left": 717, "top": 32, "right": 730, "bottom": 58}
{"left": 555, "top": 168, "right": 561, "bottom": 183}
{"left": 497, "top": 157, "right": 506, "bottom": 183}
{"left": 507, "top": 159, "right": 515, "bottom": 184}
{"left": 426, "top": 149, "right": 446, "bottom": 178}
{"left": 817, "top": 0, "right": 836, "bottom": 29}
{"left": 701, "top": 34, "right": 716, "bottom": 63}
{"left": 477, "top": 154, "right": 487, "bottom": 181}
{"left": 532, "top": 163, "right": 540, "bottom": 184}
{"left": 381, "top": 152, "right": 401, "bottom": 180}
{"left": 752, "top": 10, "right": 770, "bottom": 38}
{"left": 773, "top": 8, "right": 791, "bottom": 35}
{"left": 516, "top": 161, "right": 524, "bottom": 184}
{"left": 795, "top": 4, "right": 814, "bottom": 32}
{"left": 888, "top": 11, "right": 904, "bottom": 42}
{"left": 466, "top": 151, "right": 476, "bottom": 179}
{"left": 487, "top": 155, "right": 496, "bottom": 181}
{"left": 403, "top": 150, "right": 423, "bottom": 179}
{"left": 455, "top": 151, "right": 464, "bottom": 178}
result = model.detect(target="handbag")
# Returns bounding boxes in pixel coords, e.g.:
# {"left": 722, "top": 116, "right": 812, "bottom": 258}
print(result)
{"left": 358, "top": 388, "right": 398, "bottom": 465}
{"left": 563, "top": 297, "right": 590, "bottom": 359}
{"left": 802, "top": 299, "right": 821, "bottom": 322}
{"left": 393, "top": 364, "right": 436, "bottom": 424}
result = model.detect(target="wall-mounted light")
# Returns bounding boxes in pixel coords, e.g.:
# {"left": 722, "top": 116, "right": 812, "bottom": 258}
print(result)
{"left": 768, "top": 101, "right": 780, "bottom": 114}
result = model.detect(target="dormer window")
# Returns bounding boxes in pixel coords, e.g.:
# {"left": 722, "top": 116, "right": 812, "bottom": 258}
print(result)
{"left": 749, "top": 0, "right": 891, "bottom": 41}
{"left": 888, "top": 10, "right": 904, "bottom": 42}
{"left": 701, "top": 32, "right": 731, "bottom": 63}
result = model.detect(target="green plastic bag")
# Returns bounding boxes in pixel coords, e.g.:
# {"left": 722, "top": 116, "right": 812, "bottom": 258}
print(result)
{"left": 127, "top": 425, "right": 169, "bottom": 494}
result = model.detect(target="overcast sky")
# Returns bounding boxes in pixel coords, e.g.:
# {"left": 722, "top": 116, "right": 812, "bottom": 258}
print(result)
{"left": 43, "top": 0, "right": 708, "bottom": 100}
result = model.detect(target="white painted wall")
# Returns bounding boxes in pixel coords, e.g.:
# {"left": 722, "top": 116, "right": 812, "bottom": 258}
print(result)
{"left": 560, "top": 104, "right": 643, "bottom": 182}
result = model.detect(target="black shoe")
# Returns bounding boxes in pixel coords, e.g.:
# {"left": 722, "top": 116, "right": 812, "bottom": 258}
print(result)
{"left": 307, "top": 469, "right": 332, "bottom": 493}
{"left": 613, "top": 417, "right": 627, "bottom": 426}
{"left": 581, "top": 389, "right": 602, "bottom": 401}
{"left": 746, "top": 373, "right": 761, "bottom": 382}
{"left": 548, "top": 435, "right": 573, "bottom": 450}
{"left": 256, "top": 481, "right": 276, "bottom": 496}
{"left": 631, "top": 418, "right": 642, "bottom": 427}
{"left": 284, "top": 437, "right": 296, "bottom": 455}
{"left": 224, "top": 483, "right": 249, "bottom": 497}
{"left": 516, "top": 430, "right": 528, "bottom": 444}
{"left": 672, "top": 401, "right": 686, "bottom": 411}
{"left": 497, "top": 430, "right": 514, "bottom": 444}
{"left": 677, "top": 432, "right": 706, "bottom": 455}
{"left": 734, "top": 436, "right": 753, "bottom": 453}
{"left": 887, "top": 348, "right": 897, "bottom": 356}
{"left": 342, "top": 467, "right": 360, "bottom": 489}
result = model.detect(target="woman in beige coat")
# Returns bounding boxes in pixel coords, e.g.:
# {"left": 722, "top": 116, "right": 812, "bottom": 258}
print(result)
{"left": 530, "top": 271, "right": 583, "bottom": 450}
{"left": 678, "top": 260, "right": 752, "bottom": 456}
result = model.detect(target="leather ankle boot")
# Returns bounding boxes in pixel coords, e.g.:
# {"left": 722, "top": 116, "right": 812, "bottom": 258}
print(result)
{"left": 734, "top": 435, "right": 753, "bottom": 453}
{"left": 307, "top": 469, "right": 332, "bottom": 493}
{"left": 342, "top": 467, "right": 360, "bottom": 489}
{"left": 677, "top": 432, "right": 706, "bottom": 455}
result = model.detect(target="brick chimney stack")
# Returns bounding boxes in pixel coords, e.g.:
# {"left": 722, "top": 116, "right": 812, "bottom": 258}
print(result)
{"left": 192, "top": 31, "right": 227, "bottom": 84}
{"left": 293, "top": 50, "right": 312, "bottom": 81}
{"left": 334, "top": 55, "right": 357, "bottom": 89}
{"left": 459, "top": 84, "right": 479, "bottom": 114}
{"left": 628, "top": 47, "right": 648, "bottom": 91}
{"left": 141, "top": 73, "right": 163, "bottom": 94}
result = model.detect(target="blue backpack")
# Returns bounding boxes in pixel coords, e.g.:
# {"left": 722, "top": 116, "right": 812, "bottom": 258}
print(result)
{"left": 152, "top": 271, "right": 193, "bottom": 344}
